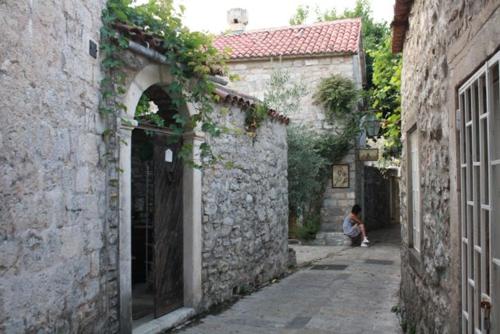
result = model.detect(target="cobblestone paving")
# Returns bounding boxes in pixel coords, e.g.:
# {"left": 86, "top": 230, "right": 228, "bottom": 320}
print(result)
{"left": 176, "top": 225, "right": 402, "bottom": 334}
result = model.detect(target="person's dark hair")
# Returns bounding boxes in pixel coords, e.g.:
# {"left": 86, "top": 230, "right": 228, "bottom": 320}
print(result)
{"left": 351, "top": 204, "right": 362, "bottom": 214}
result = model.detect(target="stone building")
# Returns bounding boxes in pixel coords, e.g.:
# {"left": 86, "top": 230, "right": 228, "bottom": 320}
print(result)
{"left": 0, "top": 2, "right": 289, "bottom": 333}
{"left": 214, "top": 12, "right": 367, "bottom": 236}
{"left": 392, "top": 0, "right": 500, "bottom": 332}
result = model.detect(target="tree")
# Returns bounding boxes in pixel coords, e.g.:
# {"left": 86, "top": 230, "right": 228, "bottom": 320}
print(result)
{"left": 263, "top": 68, "right": 307, "bottom": 115}
{"left": 369, "top": 36, "right": 402, "bottom": 157}
{"left": 289, "top": 5, "right": 310, "bottom": 25}
{"left": 289, "top": 0, "right": 389, "bottom": 88}
{"left": 289, "top": 0, "right": 402, "bottom": 158}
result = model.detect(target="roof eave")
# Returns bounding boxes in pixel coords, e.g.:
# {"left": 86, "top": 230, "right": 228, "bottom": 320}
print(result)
{"left": 225, "top": 51, "right": 359, "bottom": 63}
{"left": 391, "top": 0, "right": 414, "bottom": 53}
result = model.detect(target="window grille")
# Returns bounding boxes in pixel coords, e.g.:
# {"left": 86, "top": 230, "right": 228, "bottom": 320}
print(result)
{"left": 459, "top": 50, "right": 500, "bottom": 334}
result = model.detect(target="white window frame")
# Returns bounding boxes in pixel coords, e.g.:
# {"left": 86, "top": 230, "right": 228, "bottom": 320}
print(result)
{"left": 459, "top": 50, "right": 500, "bottom": 334}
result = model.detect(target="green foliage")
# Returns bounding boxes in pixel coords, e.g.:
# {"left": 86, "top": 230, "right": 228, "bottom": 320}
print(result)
{"left": 287, "top": 123, "right": 359, "bottom": 230}
{"left": 289, "top": 5, "right": 310, "bottom": 25}
{"left": 313, "top": 75, "right": 359, "bottom": 124}
{"left": 289, "top": 0, "right": 402, "bottom": 158}
{"left": 100, "top": 0, "right": 235, "bottom": 166}
{"left": 263, "top": 68, "right": 307, "bottom": 115}
{"left": 369, "top": 36, "right": 402, "bottom": 157}
{"left": 289, "top": 0, "right": 389, "bottom": 88}
{"left": 292, "top": 213, "right": 321, "bottom": 240}
{"left": 315, "top": 120, "right": 360, "bottom": 165}
{"left": 318, "top": 0, "right": 388, "bottom": 54}
{"left": 287, "top": 126, "right": 327, "bottom": 213}
{"left": 135, "top": 95, "right": 165, "bottom": 128}
{"left": 244, "top": 103, "right": 268, "bottom": 136}
{"left": 284, "top": 71, "right": 359, "bottom": 240}
{"left": 244, "top": 67, "right": 306, "bottom": 138}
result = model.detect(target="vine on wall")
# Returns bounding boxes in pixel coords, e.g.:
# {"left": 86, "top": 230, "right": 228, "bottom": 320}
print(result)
{"left": 100, "top": 0, "right": 272, "bottom": 167}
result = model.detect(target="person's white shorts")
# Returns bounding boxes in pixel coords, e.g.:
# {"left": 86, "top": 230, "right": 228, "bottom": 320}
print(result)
{"left": 346, "top": 225, "right": 360, "bottom": 238}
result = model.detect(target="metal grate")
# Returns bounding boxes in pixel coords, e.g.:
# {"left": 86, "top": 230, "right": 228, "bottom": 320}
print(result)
{"left": 310, "top": 264, "right": 348, "bottom": 271}
{"left": 458, "top": 50, "right": 500, "bottom": 333}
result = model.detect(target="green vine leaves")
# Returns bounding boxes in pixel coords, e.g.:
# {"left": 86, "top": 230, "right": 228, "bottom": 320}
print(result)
{"left": 99, "top": 0, "right": 256, "bottom": 168}
{"left": 99, "top": 0, "right": 276, "bottom": 168}
{"left": 313, "top": 74, "right": 359, "bottom": 125}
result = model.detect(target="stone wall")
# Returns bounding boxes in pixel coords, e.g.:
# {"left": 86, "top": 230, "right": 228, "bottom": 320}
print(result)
{"left": 0, "top": 1, "right": 291, "bottom": 332}
{"left": 319, "top": 150, "right": 362, "bottom": 232}
{"left": 0, "top": 1, "right": 115, "bottom": 333}
{"left": 227, "top": 55, "right": 363, "bottom": 130}
{"left": 226, "top": 55, "right": 364, "bottom": 230}
{"left": 399, "top": 1, "right": 500, "bottom": 332}
{"left": 200, "top": 104, "right": 289, "bottom": 309}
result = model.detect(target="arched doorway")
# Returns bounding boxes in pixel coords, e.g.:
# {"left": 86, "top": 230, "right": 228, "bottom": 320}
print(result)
{"left": 118, "top": 64, "right": 203, "bottom": 333}
{"left": 131, "top": 85, "right": 184, "bottom": 323}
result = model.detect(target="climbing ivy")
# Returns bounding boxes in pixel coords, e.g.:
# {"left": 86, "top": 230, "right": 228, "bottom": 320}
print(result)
{"left": 369, "top": 36, "right": 402, "bottom": 158}
{"left": 244, "top": 104, "right": 269, "bottom": 137}
{"left": 135, "top": 95, "right": 165, "bottom": 128}
{"left": 313, "top": 74, "right": 360, "bottom": 124}
{"left": 99, "top": 0, "right": 247, "bottom": 166}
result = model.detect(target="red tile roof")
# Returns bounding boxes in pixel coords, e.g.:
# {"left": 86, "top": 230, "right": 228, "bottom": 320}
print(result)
{"left": 214, "top": 86, "right": 290, "bottom": 125}
{"left": 214, "top": 18, "right": 362, "bottom": 60}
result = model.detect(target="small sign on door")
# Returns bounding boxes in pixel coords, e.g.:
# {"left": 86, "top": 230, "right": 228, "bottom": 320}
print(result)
{"left": 165, "top": 149, "right": 173, "bottom": 163}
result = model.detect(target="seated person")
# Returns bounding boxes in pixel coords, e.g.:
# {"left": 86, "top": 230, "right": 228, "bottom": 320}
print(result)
{"left": 342, "top": 204, "right": 370, "bottom": 247}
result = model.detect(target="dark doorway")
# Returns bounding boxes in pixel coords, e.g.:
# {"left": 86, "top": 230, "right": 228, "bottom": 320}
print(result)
{"left": 131, "top": 85, "right": 184, "bottom": 323}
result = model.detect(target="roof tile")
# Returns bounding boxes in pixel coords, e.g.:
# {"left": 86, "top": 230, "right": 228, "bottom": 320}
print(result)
{"left": 214, "top": 18, "right": 361, "bottom": 60}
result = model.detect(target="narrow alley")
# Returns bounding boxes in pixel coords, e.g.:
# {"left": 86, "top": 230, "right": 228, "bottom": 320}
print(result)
{"left": 175, "top": 226, "right": 401, "bottom": 334}
{"left": 4, "top": 1, "right": 499, "bottom": 333}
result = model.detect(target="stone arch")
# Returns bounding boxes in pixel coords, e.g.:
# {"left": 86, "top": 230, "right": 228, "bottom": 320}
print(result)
{"left": 122, "top": 64, "right": 195, "bottom": 120}
{"left": 118, "top": 62, "right": 203, "bottom": 333}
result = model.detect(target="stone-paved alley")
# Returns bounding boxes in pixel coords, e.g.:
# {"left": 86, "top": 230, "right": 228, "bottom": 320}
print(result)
{"left": 175, "top": 226, "right": 402, "bottom": 334}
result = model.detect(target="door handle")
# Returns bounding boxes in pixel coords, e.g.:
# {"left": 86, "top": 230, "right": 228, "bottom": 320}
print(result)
{"left": 481, "top": 300, "right": 492, "bottom": 332}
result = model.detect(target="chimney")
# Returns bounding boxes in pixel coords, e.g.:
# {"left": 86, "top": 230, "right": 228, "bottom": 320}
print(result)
{"left": 227, "top": 8, "right": 248, "bottom": 34}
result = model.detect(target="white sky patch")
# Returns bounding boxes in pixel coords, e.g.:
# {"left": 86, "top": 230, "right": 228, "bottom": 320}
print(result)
{"left": 174, "top": 0, "right": 395, "bottom": 34}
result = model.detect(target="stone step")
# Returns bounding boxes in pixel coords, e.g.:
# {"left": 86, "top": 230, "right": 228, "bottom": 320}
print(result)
{"left": 133, "top": 307, "right": 196, "bottom": 334}
{"left": 312, "top": 232, "right": 351, "bottom": 246}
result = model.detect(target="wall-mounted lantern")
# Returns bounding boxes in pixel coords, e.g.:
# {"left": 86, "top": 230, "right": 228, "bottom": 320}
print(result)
{"left": 361, "top": 113, "right": 381, "bottom": 138}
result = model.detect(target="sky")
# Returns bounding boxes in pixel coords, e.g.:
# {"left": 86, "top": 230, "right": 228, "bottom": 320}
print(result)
{"left": 173, "top": 0, "right": 395, "bottom": 34}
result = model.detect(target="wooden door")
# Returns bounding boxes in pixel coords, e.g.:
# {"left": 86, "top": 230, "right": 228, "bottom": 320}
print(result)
{"left": 153, "top": 134, "right": 184, "bottom": 318}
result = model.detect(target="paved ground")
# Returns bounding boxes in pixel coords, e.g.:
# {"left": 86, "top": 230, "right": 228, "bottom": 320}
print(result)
{"left": 175, "top": 225, "right": 402, "bottom": 334}
{"left": 289, "top": 244, "right": 345, "bottom": 267}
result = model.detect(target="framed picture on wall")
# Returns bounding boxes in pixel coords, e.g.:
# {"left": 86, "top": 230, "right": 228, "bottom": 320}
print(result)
{"left": 332, "top": 164, "right": 349, "bottom": 188}
{"left": 358, "top": 148, "right": 379, "bottom": 161}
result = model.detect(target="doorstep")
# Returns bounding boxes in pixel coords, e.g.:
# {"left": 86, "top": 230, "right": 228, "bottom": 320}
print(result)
{"left": 133, "top": 307, "right": 196, "bottom": 334}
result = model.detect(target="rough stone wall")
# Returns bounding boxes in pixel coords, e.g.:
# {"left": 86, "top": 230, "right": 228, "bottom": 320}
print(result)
{"left": 399, "top": 1, "right": 500, "bottom": 333}
{"left": 0, "top": 1, "right": 116, "bottom": 333}
{"left": 226, "top": 56, "right": 363, "bottom": 230}
{"left": 319, "top": 150, "right": 361, "bottom": 232}
{"left": 227, "top": 55, "right": 363, "bottom": 130}
{"left": 201, "top": 104, "right": 289, "bottom": 309}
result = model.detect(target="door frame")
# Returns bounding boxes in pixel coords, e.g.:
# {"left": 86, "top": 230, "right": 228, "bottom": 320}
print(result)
{"left": 118, "top": 64, "right": 204, "bottom": 333}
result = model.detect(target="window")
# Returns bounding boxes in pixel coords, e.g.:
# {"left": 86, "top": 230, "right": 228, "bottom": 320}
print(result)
{"left": 408, "top": 127, "right": 421, "bottom": 252}
{"left": 459, "top": 50, "right": 500, "bottom": 333}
